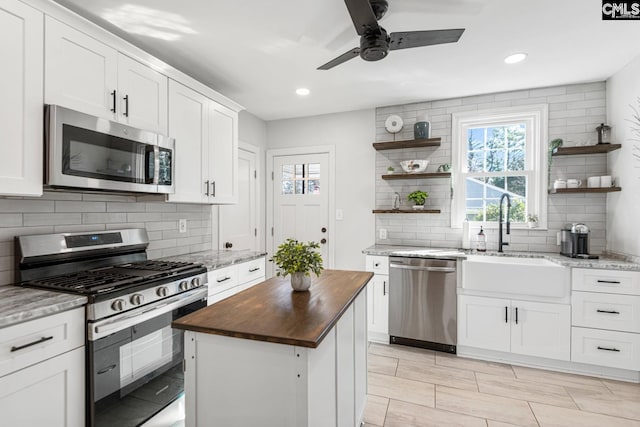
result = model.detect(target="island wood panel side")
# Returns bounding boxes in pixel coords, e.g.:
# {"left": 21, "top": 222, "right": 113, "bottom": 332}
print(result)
{"left": 173, "top": 270, "right": 373, "bottom": 348}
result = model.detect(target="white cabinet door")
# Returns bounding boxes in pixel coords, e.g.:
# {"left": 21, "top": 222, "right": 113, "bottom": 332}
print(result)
{"left": 458, "top": 295, "right": 510, "bottom": 352}
{"left": 0, "top": 346, "right": 85, "bottom": 427}
{"left": 117, "top": 54, "right": 168, "bottom": 133}
{"left": 208, "top": 101, "right": 238, "bottom": 204}
{"left": 510, "top": 300, "right": 570, "bottom": 361}
{"left": 45, "top": 16, "right": 117, "bottom": 119}
{"left": 367, "top": 274, "right": 389, "bottom": 342}
{"left": 167, "top": 80, "right": 208, "bottom": 203}
{"left": 0, "top": 0, "right": 43, "bottom": 196}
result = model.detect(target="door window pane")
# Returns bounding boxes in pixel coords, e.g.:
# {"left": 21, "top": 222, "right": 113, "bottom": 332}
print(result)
{"left": 280, "top": 162, "right": 321, "bottom": 195}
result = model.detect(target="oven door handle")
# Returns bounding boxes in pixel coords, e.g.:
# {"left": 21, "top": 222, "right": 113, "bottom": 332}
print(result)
{"left": 89, "top": 287, "right": 207, "bottom": 341}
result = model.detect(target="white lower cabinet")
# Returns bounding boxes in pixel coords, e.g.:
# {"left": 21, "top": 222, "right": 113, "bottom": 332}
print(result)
{"left": 0, "top": 307, "right": 85, "bottom": 427}
{"left": 207, "top": 257, "right": 266, "bottom": 305}
{"left": 458, "top": 295, "right": 570, "bottom": 361}
{"left": 365, "top": 256, "right": 389, "bottom": 343}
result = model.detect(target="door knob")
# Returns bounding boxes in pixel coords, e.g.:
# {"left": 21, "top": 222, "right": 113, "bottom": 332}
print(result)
{"left": 321, "top": 227, "right": 327, "bottom": 233}
{"left": 320, "top": 238, "right": 327, "bottom": 244}
{"left": 224, "top": 242, "right": 233, "bottom": 249}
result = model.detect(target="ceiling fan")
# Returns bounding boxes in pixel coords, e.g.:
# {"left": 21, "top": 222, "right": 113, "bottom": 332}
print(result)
{"left": 317, "top": 0, "right": 465, "bottom": 70}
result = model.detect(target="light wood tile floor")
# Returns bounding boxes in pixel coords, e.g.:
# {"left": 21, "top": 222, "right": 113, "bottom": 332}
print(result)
{"left": 364, "top": 343, "right": 640, "bottom": 427}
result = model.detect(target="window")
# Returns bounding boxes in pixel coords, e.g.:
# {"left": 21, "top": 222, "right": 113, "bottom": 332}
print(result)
{"left": 281, "top": 163, "right": 320, "bottom": 195}
{"left": 451, "top": 105, "right": 548, "bottom": 228}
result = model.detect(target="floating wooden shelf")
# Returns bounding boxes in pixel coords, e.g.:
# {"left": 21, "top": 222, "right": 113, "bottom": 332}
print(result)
{"left": 549, "top": 187, "right": 622, "bottom": 194}
{"left": 382, "top": 172, "right": 451, "bottom": 180}
{"left": 373, "top": 138, "right": 441, "bottom": 151}
{"left": 552, "top": 144, "right": 621, "bottom": 156}
{"left": 372, "top": 209, "right": 442, "bottom": 214}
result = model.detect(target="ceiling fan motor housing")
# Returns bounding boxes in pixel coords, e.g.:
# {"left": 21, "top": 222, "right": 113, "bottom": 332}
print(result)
{"left": 360, "top": 27, "right": 390, "bottom": 61}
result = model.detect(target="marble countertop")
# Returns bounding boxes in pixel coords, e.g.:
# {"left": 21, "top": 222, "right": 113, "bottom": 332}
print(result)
{"left": 363, "top": 244, "right": 640, "bottom": 271}
{"left": 160, "top": 249, "right": 268, "bottom": 271}
{"left": 0, "top": 285, "right": 87, "bottom": 329}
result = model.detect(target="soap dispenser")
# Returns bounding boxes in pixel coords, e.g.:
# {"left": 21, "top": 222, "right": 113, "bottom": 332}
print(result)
{"left": 477, "top": 226, "right": 487, "bottom": 252}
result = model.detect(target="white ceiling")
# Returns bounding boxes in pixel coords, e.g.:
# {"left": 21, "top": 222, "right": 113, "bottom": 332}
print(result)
{"left": 52, "top": 0, "right": 640, "bottom": 121}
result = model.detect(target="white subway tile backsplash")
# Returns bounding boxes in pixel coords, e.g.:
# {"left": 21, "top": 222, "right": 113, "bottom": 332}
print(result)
{"left": 24, "top": 213, "right": 82, "bottom": 226}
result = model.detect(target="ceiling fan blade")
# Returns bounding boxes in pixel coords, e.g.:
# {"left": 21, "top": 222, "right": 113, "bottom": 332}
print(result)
{"left": 389, "top": 29, "right": 465, "bottom": 50}
{"left": 317, "top": 48, "right": 361, "bottom": 70}
{"left": 344, "top": 0, "right": 380, "bottom": 35}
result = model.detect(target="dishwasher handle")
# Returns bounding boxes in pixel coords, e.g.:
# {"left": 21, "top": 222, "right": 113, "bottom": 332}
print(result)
{"left": 389, "top": 263, "right": 456, "bottom": 273}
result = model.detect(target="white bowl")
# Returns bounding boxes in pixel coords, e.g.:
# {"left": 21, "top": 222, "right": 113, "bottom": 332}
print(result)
{"left": 400, "top": 160, "right": 429, "bottom": 173}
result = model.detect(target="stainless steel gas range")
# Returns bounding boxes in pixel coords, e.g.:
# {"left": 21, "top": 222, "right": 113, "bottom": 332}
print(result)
{"left": 15, "top": 228, "right": 208, "bottom": 427}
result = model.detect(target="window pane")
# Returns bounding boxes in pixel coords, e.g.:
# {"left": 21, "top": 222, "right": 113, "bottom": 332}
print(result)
{"left": 295, "top": 164, "right": 304, "bottom": 179}
{"left": 487, "top": 127, "right": 506, "bottom": 149}
{"left": 282, "top": 164, "right": 294, "bottom": 180}
{"left": 308, "top": 180, "right": 320, "bottom": 194}
{"left": 507, "top": 149, "right": 525, "bottom": 171}
{"left": 467, "top": 128, "right": 485, "bottom": 151}
{"left": 467, "top": 151, "right": 484, "bottom": 172}
{"left": 466, "top": 175, "right": 527, "bottom": 223}
{"left": 281, "top": 180, "right": 293, "bottom": 194}
{"left": 485, "top": 150, "right": 505, "bottom": 172}
{"left": 506, "top": 176, "right": 527, "bottom": 198}
{"left": 295, "top": 180, "right": 304, "bottom": 194}
{"left": 308, "top": 163, "right": 320, "bottom": 178}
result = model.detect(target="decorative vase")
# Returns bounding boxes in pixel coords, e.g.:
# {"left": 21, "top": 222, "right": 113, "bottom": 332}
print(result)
{"left": 414, "top": 121, "right": 430, "bottom": 140}
{"left": 290, "top": 272, "right": 311, "bottom": 291}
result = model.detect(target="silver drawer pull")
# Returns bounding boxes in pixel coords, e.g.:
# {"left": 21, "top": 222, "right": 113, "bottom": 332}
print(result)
{"left": 217, "top": 276, "right": 231, "bottom": 283}
{"left": 11, "top": 336, "right": 54, "bottom": 352}
{"left": 597, "top": 280, "right": 621, "bottom": 284}
{"left": 97, "top": 364, "right": 117, "bottom": 375}
{"left": 596, "top": 309, "right": 620, "bottom": 314}
{"left": 390, "top": 263, "right": 456, "bottom": 273}
{"left": 597, "top": 346, "right": 620, "bottom": 352}
{"left": 248, "top": 267, "right": 261, "bottom": 272}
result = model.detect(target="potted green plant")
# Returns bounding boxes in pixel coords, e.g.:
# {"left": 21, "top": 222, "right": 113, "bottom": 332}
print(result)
{"left": 527, "top": 214, "right": 539, "bottom": 229}
{"left": 387, "top": 166, "right": 395, "bottom": 174}
{"left": 407, "top": 190, "right": 428, "bottom": 210}
{"left": 270, "top": 238, "right": 324, "bottom": 291}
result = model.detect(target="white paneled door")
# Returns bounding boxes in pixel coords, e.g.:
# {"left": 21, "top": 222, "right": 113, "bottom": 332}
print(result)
{"left": 272, "top": 152, "right": 330, "bottom": 272}
{"left": 219, "top": 146, "right": 258, "bottom": 251}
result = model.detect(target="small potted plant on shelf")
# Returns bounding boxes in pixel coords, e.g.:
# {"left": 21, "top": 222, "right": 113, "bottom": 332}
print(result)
{"left": 407, "top": 190, "right": 428, "bottom": 210}
{"left": 387, "top": 166, "right": 395, "bottom": 174}
{"left": 527, "top": 214, "right": 539, "bottom": 229}
{"left": 270, "top": 238, "right": 324, "bottom": 291}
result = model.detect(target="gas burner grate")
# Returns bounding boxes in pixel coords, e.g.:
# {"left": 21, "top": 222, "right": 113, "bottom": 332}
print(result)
{"left": 23, "top": 270, "right": 144, "bottom": 294}
{"left": 120, "top": 260, "right": 198, "bottom": 272}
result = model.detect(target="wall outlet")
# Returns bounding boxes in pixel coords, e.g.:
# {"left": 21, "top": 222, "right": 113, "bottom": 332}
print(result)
{"left": 379, "top": 228, "right": 388, "bottom": 239}
{"left": 179, "top": 219, "right": 187, "bottom": 233}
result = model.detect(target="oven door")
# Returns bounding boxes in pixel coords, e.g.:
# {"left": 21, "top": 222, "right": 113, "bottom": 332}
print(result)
{"left": 88, "top": 287, "right": 206, "bottom": 427}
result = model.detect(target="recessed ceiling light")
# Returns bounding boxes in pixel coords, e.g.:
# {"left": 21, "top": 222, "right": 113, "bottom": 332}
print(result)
{"left": 296, "top": 88, "right": 310, "bottom": 96}
{"left": 504, "top": 53, "right": 527, "bottom": 64}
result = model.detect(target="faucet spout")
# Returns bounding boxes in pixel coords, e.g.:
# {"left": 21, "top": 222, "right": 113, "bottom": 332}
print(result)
{"left": 498, "top": 193, "right": 511, "bottom": 253}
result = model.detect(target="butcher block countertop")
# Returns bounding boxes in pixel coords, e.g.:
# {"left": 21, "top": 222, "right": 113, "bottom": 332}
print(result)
{"left": 172, "top": 269, "right": 373, "bottom": 348}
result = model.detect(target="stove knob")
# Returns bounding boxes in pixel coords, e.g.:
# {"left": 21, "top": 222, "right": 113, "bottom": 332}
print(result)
{"left": 179, "top": 280, "right": 189, "bottom": 291}
{"left": 156, "top": 286, "right": 168, "bottom": 297}
{"left": 111, "top": 299, "right": 125, "bottom": 312}
{"left": 130, "top": 294, "right": 144, "bottom": 306}
{"left": 191, "top": 277, "right": 201, "bottom": 288}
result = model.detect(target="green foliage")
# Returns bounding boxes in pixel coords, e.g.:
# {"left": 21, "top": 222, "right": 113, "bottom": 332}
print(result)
{"left": 407, "top": 190, "right": 428, "bottom": 205}
{"left": 473, "top": 199, "right": 526, "bottom": 222}
{"left": 270, "top": 238, "right": 324, "bottom": 278}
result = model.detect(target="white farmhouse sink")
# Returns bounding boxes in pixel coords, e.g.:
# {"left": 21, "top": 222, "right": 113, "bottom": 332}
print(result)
{"left": 462, "top": 255, "right": 570, "bottom": 298}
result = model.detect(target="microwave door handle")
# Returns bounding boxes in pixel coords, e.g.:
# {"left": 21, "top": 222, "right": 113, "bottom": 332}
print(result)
{"left": 153, "top": 146, "right": 160, "bottom": 185}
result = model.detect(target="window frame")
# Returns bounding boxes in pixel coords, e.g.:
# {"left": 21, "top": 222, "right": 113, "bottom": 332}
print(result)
{"left": 451, "top": 105, "right": 549, "bottom": 229}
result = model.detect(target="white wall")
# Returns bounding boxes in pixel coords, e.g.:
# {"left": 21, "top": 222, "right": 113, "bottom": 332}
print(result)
{"left": 606, "top": 55, "right": 640, "bottom": 258}
{"left": 267, "top": 109, "right": 376, "bottom": 270}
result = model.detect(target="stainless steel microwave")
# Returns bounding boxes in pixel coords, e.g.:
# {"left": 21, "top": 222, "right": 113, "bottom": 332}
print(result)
{"left": 45, "top": 105, "right": 174, "bottom": 194}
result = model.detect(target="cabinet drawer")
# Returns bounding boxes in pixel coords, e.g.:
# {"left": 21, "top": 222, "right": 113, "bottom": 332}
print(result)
{"left": 365, "top": 256, "right": 388, "bottom": 275}
{"left": 0, "top": 307, "right": 84, "bottom": 378}
{"left": 572, "top": 291, "right": 640, "bottom": 333}
{"left": 237, "top": 257, "right": 266, "bottom": 285}
{"left": 572, "top": 268, "right": 640, "bottom": 295}
{"left": 207, "top": 265, "right": 239, "bottom": 299}
{"left": 571, "top": 326, "right": 640, "bottom": 370}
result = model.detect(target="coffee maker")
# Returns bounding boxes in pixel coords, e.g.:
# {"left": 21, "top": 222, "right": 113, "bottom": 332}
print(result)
{"left": 560, "top": 223, "right": 596, "bottom": 258}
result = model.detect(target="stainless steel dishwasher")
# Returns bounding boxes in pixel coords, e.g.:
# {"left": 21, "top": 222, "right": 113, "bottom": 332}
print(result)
{"left": 389, "top": 256, "right": 457, "bottom": 353}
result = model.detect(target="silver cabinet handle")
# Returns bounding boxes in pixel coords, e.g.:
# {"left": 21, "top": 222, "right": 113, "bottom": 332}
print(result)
{"left": 217, "top": 276, "right": 231, "bottom": 283}
{"left": 205, "top": 180, "right": 210, "bottom": 196}
{"left": 596, "top": 309, "right": 620, "bottom": 314}
{"left": 597, "top": 346, "right": 620, "bottom": 352}
{"left": 383, "top": 280, "right": 387, "bottom": 296}
{"left": 11, "top": 336, "right": 53, "bottom": 352}
{"left": 597, "top": 280, "right": 621, "bottom": 284}
{"left": 248, "top": 267, "right": 260, "bottom": 272}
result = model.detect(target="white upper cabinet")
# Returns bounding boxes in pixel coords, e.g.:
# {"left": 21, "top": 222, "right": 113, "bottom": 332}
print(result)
{"left": 45, "top": 17, "right": 168, "bottom": 133}
{"left": 208, "top": 102, "right": 238, "bottom": 204}
{"left": 168, "top": 80, "right": 238, "bottom": 204}
{"left": 0, "top": 0, "right": 43, "bottom": 196}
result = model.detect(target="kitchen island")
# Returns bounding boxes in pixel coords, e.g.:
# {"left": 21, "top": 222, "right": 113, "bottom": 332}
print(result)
{"left": 172, "top": 269, "right": 373, "bottom": 427}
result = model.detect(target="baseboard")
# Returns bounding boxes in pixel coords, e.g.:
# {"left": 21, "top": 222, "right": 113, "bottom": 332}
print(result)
{"left": 368, "top": 331, "right": 389, "bottom": 344}
{"left": 457, "top": 345, "right": 640, "bottom": 383}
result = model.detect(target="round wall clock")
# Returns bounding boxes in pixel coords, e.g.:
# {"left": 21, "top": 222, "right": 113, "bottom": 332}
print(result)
{"left": 384, "top": 115, "right": 404, "bottom": 134}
